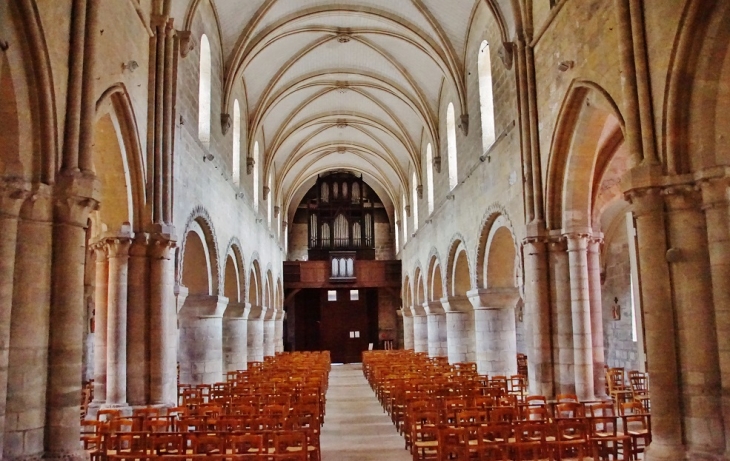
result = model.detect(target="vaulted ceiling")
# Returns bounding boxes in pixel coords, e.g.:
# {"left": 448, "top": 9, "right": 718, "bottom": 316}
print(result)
{"left": 173, "top": 0, "right": 521, "bottom": 221}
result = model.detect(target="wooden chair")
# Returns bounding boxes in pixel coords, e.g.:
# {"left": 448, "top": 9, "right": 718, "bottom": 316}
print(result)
{"left": 551, "top": 419, "right": 590, "bottom": 460}
{"left": 191, "top": 433, "right": 224, "bottom": 455}
{"left": 228, "top": 433, "right": 266, "bottom": 459}
{"left": 628, "top": 371, "right": 650, "bottom": 412}
{"left": 619, "top": 402, "right": 652, "bottom": 460}
{"left": 147, "top": 433, "right": 184, "bottom": 456}
{"left": 412, "top": 422, "right": 440, "bottom": 461}
{"left": 477, "top": 424, "right": 512, "bottom": 461}
{"left": 273, "top": 430, "right": 308, "bottom": 461}
{"left": 606, "top": 368, "right": 633, "bottom": 407}
{"left": 589, "top": 416, "right": 632, "bottom": 461}
{"left": 437, "top": 426, "right": 469, "bottom": 461}
{"left": 513, "top": 423, "right": 550, "bottom": 460}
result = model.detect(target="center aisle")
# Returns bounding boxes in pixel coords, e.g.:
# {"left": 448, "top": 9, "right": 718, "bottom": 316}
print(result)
{"left": 320, "top": 363, "right": 412, "bottom": 461}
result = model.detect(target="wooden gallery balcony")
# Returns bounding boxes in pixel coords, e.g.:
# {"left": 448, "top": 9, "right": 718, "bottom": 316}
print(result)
{"left": 283, "top": 259, "right": 401, "bottom": 289}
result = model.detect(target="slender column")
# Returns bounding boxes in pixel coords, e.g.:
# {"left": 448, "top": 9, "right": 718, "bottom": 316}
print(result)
{"left": 664, "top": 185, "right": 724, "bottom": 456}
{"left": 263, "top": 307, "right": 276, "bottom": 357}
{"left": 223, "top": 302, "right": 250, "bottom": 372}
{"left": 148, "top": 237, "right": 176, "bottom": 406}
{"left": 549, "top": 238, "right": 573, "bottom": 395}
{"left": 468, "top": 288, "right": 520, "bottom": 376}
{"left": 104, "top": 234, "right": 132, "bottom": 408}
{"left": 565, "top": 233, "right": 595, "bottom": 401}
{"left": 126, "top": 234, "right": 149, "bottom": 406}
{"left": 5, "top": 187, "right": 53, "bottom": 460}
{"left": 90, "top": 244, "right": 108, "bottom": 408}
{"left": 247, "top": 304, "right": 264, "bottom": 362}
{"left": 275, "top": 309, "right": 284, "bottom": 353}
{"left": 412, "top": 304, "right": 428, "bottom": 354}
{"left": 46, "top": 173, "right": 99, "bottom": 461}
{"left": 441, "top": 296, "right": 473, "bottom": 364}
{"left": 425, "top": 301, "right": 447, "bottom": 358}
{"left": 523, "top": 238, "right": 553, "bottom": 396}
{"left": 626, "top": 187, "right": 684, "bottom": 460}
{"left": 587, "top": 236, "right": 607, "bottom": 398}
{"left": 401, "top": 308, "right": 414, "bottom": 350}
{"left": 700, "top": 177, "right": 730, "bottom": 458}
{"left": 0, "top": 179, "right": 31, "bottom": 455}
{"left": 178, "top": 295, "right": 227, "bottom": 384}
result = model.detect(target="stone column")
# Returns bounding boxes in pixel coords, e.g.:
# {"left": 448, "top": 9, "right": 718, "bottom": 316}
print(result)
{"left": 178, "top": 294, "right": 227, "bottom": 384}
{"left": 263, "top": 307, "right": 276, "bottom": 357}
{"left": 401, "top": 308, "right": 414, "bottom": 350}
{"left": 149, "top": 237, "right": 176, "bottom": 406}
{"left": 275, "top": 309, "right": 285, "bottom": 353}
{"left": 549, "top": 237, "right": 573, "bottom": 395}
{"left": 587, "top": 236, "right": 607, "bottom": 398}
{"left": 425, "top": 301, "right": 447, "bottom": 357}
{"left": 126, "top": 234, "right": 149, "bottom": 407}
{"left": 223, "top": 302, "right": 249, "bottom": 372}
{"left": 565, "top": 233, "right": 595, "bottom": 401}
{"left": 412, "top": 304, "right": 428, "bottom": 354}
{"left": 468, "top": 288, "right": 520, "bottom": 376}
{"left": 522, "top": 237, "right": 554, "bottom": 396}
{"left": 46, "top": 173, "right": 99, "bottom": 461}
{"left": 700, "top": 177, "right": 730, "bottom": 458}
{"left": 664, "top": 185, "right": 724, "bottom": 457}
{"left": 0, "top": 179, "right": 30, "bottom": 456}
{"left": 90, "top": 244, "right": 108, "bottom": 409}
{"left": 104, "top": 233, "right": 132, "bottom": 408}
{"left": 247, "top": 304, "right": 264, "bottom": 362}
{"left": 441, "top": 296, "right": 473, "bottom": 364}
{"left": 5, "top": 186, "right": 53, "bottom": 460}
{"left": 626, "top": 186, "right": 684, "bottom": 460}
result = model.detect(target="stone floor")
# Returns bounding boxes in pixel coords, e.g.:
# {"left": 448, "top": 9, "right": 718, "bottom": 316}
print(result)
{"left": 320, "top": 363, "right": 412, "bottom": 461}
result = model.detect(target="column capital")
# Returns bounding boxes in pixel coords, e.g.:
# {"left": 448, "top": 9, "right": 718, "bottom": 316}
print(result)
{"left": 440, "top": 295, "right": 473, "bottom": 313}
{"left": 129, "top": 233, "right": 150, "bottom": 257}
{"left": 53, "top": 171, "right": 100, "bottom": 227}
{"left": 424, "top": 300, "right": 445, "bottom": 315}
{"left": 662, "top": 184, "right": 702, "bottom": 212}
{"left": 0, "top": 177, "right": 32, "bottom": 218}
{"left": 466, "top": 287, "right": 520, "bottom": 310}
{"left": 411, "top": 304, "right": 426, "bottom": 316}
{"left": 563, "top": 232, "right": 591, "bottom": 252}
{"left": 149, "top": 236, "right": 176, "bottom": 259}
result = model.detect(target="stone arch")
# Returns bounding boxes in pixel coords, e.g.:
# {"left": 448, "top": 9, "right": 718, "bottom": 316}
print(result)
{"left": 402, "top": 274, "right": 412, "bottom": 310}
{"left": 247, "top": 256, "right": 262, "bottom": 306}
{"left": 222, "top": 239, "right": 245, "bottom": 303}
{"left": 178, "top": 206, "right": 221, "bottom": 295}
{"left": 445, "top": 234, "right": 473, "bottom": 297}
{"left": 91, "top": 84, "right": 147, "bottom": 234}
{"left": 426, "top": 250, "right": 445, "bottom": 302}
{"left": 413, "top": 263, "right": 425, "bottom": 306}
{"left": 665, "top": 0, "right": 730, "bottom": 174}
{"left": 475, "top": 205, "right": 519, "bottom": 289}
{"left": 264, "top": 268, "right": 274, "bottom": 309}
{"left": 276, "top": 277, "right": 283, "bottom": 310}
{"left": 545, "top": 80, "right": 627, "bottom": 233}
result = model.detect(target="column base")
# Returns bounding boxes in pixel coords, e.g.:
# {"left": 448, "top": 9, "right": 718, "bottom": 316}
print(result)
{"left": 101, "top": 402, "right": 132, "bottom": 416}
{"left": 644, "top": 441, "right": 687, "bottom": 461}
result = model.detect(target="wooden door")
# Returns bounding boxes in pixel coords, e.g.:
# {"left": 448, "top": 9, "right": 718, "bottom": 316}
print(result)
{"left": 319, "top": 289, "right": 368, "bottom": 363}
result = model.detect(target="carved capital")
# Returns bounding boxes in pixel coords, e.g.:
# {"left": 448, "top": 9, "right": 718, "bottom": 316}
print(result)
{"left": 274, "top": 206, "right": 280, "bottom": 218}
{"left": 0, "top": 177, "right": 32, "bottom": 218}
{"left": 663, "top": 184, "right": 701, "bottom": 212}
{"left": 130, "top": 233, "right": 150, "bottom": 257}
{"left": 458, "top": 114, "right": 469, "bottom": 136}
{"left": 247, "top": 157, "right": 255, "bottom": 175}
{"left": 103, "top": 236, "right": 133, "bottom": 259}
{"left": 53, "top": 171, "right": 100, "bottom": 227}
{"left": 263, "top": 186, "right": 270, "bottom": 201}
{"left": 149, "top": 236, "right": 176, "bottom": 260}
{"left": 416, "top": 185, "right": 423, "bottom": 200}
{"left": 177, "top": 30, "right": 195, "bottom": 58}
{"left": 221, "top": 113, "right": 232, "bottom": 135}
{"left": 405, "top": 205, "right": 411, "bottom": 218}
{"left": 498, "top": 42, "right": 514, "bottom": 69}
{"left": 433, "top": 155, "right": 441, "bottom": 174}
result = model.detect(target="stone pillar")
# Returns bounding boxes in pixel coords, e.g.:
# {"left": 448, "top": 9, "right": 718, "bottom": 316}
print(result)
{"left": 46, "top": 173, "right": 99, "bottom": 461}
{"left": 441, "top": 296, "right": 473, "bottom": 364}
{"left": 5, "top": 186, "right": 53, "bottom": 460}
{"left": 275, "top": 309, "right": 284, "bottom": 353}
{"left": 564, "top": 233, "right": 595, "bottom": 401}
{"left": 104, "top": 234, "right": 132, "bottom": 408}
{"left": 0, "top": 179, "right": 30, "bottom": 456}
{"left": 401, "top": 308, "right": 414, "bottom": 350}
{"left": 263, "top": 307, "right": 276, "bottom": 357}
{"left": 412, "top": 304, "right": 428, "bottom": 354}
{"left": 149, "top": 237, "right": 176, "bottom": 406}
{"left": 664, "top": 185, "right": 724, "bottom": 457}
{"left": 90, "top": 244, "right": 108, "bottom": 409}
{"left": 247, "top": 304, "right": 264, "bottom": 362}
{"left": 223, "top": 302, "right": 249, "bottom": 372}
{"left": 523, "top": 237, "right": 553, "bottom": 396}
{"left": 700, "top": 177, "right": 730, "bottom": 459}
{"left": 178, "top": 294, "right": 228, "bottom": 384}
{"left": 587, "top": 236, "right": 607, "bottom": 398}
{"left": 467, "top": 288, "right": 520, "bottom": 376}
{"left": 626, "top": 186, "right": 684, "bottom": 460}
{"left": 126, "top": 234, "right": 149, "bottom": 406}
{"left": 425, "top": 301, "right": 447, "bottom": 357}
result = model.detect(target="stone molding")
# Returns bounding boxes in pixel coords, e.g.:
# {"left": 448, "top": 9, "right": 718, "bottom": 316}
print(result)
{"left": 180, "top": 294, "right": 228, "bottom": 318}
{"left": 466, "top": 287, "right": 520, "bottom": 310}
{"left": 440, "top": 295, "right": 473, "bottom": 313}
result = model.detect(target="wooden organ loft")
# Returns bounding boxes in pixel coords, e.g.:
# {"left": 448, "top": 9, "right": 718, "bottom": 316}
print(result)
{"left": 307, "top": 172, "right": 376, "bottom": 261}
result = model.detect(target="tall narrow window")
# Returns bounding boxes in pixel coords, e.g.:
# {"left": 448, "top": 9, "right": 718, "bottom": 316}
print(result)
{"left": 198, "top": 34, "right": 211, "bottom": 147}
{"left": 232, "top": 100, "right": 241, "bottom": 185}
{"left": 394, "top": 211, "right": 400, "bottom": 252}
{"left": 478, "top": 41, "right": 496, "bottom": 153}
{"left": 402, "top": 194, "right": 408, "bottom": 244}
{"left": 267, "top": 173, "right": 273, "bottom": 227}
{"left": 426, "top": 144, "right": 434, "bottom": 214}
{"left": 446, "top": 103, "right": 458, "bottom": 190}
{"left": 253, "top": 141, "right": 260, "bottom": 212}
{"left": 412, "top": 172, "right": 419, "bottom": 231}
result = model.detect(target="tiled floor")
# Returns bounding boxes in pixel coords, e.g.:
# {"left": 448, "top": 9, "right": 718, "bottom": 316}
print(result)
{"left": 320, "top": 363, "right": 412, "bottom": 461}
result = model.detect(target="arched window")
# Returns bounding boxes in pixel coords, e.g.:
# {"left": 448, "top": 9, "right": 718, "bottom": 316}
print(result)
{"left": 253, "top": 141, "right": 260, "bottom": 212}
{"left": 412, "top": 172, "right": 419, "bottom": 231}
{"left": 232, "top": 99, "right": 241, "bottom": 185}
{"left": 267, "top": 173, "right": 273, "bottom": 227}
{"left": 478, "top": 41, "right": 496, "bottom": 152}
{"left": 426, "top": 143, "right": 434, "bottom": 214}
{"left": 402, "top": 193, "right": 408, "bottom": 244}
{"left": 198, "top": 34, "right": 211, "bottom": 147}
{"left": 394, "top": 210, "right": 400, "bottom": 252}
{"left": 446, "top": 103, "right": 458, "bottom": 190}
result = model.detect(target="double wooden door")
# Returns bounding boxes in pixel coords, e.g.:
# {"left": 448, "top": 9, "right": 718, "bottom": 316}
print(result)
{"left": 319, "top": 289, "right": 368, "bottom": 363}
